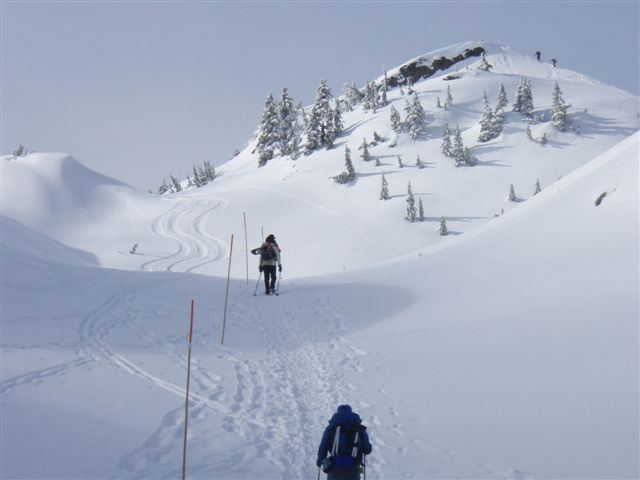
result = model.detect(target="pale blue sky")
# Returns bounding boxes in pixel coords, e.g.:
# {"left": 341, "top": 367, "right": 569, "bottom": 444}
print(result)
{"left": 2, "top": 1, "right": 639, "bottom": 189}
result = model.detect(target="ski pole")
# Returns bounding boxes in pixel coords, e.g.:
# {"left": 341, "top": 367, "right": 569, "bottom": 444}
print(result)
{"left": 253, "top": 271, "right": 262, "bottom": 296}
{"left": 275, "top": 272, "right": 282, "bottom": 296}
{"left": 317, "top": 466, "right": 320, "bottom": 480}
{"left": 363, "top": 454, "right": 366, "bottom": 480}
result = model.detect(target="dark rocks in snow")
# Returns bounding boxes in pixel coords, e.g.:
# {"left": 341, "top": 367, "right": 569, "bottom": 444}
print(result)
{"left": 387, "top": 46, "right": 485, "bottom": 88}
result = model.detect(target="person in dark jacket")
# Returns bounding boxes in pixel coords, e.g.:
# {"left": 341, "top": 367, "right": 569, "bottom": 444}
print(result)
{"left": 317, "top": 405, "right": 372, "bottom": 480}
{"left": 258, "top": 234, "right": 282, "bottom": 295}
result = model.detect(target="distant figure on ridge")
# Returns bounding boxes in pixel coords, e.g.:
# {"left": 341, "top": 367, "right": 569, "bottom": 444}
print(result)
{"left": 535, "top": 50, "right": 541, "bottom": 61}
{"left": 317, "top": 405, "right": 372, "bottom": 480}
{"left": 551, "top": 58, "right": 558, "bottom": 68}
{"left": 257, "top": 234, "right": 282, "bottom": 295}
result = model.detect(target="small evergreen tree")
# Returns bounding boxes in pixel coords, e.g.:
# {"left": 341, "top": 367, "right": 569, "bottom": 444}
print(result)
{"left": 436, "top": 96, "right": 442, "bottom": 108}
{"left": 540, "top": 132, "right": 547, "bottom": 145}
{"left": 496, "top": 83, "right": 508, "bottom": 111}
{"left": 407, "top": 93, "right": 425, "bottom": 140}
{"left": 344, "top": 82, "right": 363, "bottom": 109}
{"left": 478, "top": 106, "right": 494, "bottom": 142}
{"left": 491, "top": 108, "right": 505, "bottom": 138}
{"left": 477, "top": 53, "right": 493, "bottom": 71}
{"left": 360, "top": 138, "right": 371, "bottom": 161}
{"left": 158, "top": 178, "right": 169, "bottom": 195}
{"left": 375, "top": 157, "right": 381, "bottom": 166}
{"left": 418, "top": 198, "right": 425, "bottom": 221}
{"left": 405, "top": 182, "right": 417, "bottom": 222}
{"left": 256, "top": 93, "right": 279, "bottom": 165}
{"left": 534, "top": 179, "right": 542, "bottom": 195}
{"left": 509, "top": 183, "right": 517, "bottom": 202}
{"left": 278, "top": 87, "right": 296, "bottom": 156}
{"left": 12, "top": 143, "right": 27, "bottom": 157}
{"left": 397, "top": 155, "right": 404, "bottom": 168}
{"left": 452, "top": 125, "right": 465, "bottom": 166}
{"left": 373, "top": 131, "right": 383, "bottom": 143}
{"left": 439, "top": 216, "right": 448, "bottom": 236}
{"left": 513, "top": 77, "right": 534, "bottom": 117}
{"left": 551, "top": 81, "right": 570, "bottom": 131}
{"left": 334, "top": 146, "right": 356, "bottom": 184}
{"left": 380, "top": 73, "right": 388, "bottom": 106}
{"left": 445, "top": 85, "right": 453, "bottom": 108}
{"left": 170, "top": 175, "right": 182, "bottom": 192}
{"left": 390, "top": 105, "right": 402, "bottom": 133}
{"left": 482, "top": 90, "right": 489, "bottom": 108}
{"left": 415, "top": 155, "right": 425, "bottom": 169}
{"left": 379, "top": 173, "right": 390, "bottom": 200}
{"left": 441, "top": 122, "right": 453, "bottom": 157}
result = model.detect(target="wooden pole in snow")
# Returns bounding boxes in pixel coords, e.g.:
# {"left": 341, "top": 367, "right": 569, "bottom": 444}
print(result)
{"left": 220, "top": 234, "right": 234, "bottom": 345}
{"left": 243, "top": 212, "right": 249, "bottom": 286}
{"left": 181, "top": 299, "right": 195, "bottom": 480}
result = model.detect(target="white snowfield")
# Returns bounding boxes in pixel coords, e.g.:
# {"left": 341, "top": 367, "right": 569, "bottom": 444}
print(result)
{"left": 1, "top": 42, "right": 638, "bottom": 479}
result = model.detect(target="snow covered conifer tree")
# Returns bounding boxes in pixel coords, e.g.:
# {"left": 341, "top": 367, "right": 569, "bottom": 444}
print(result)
{"left": 12, "top": 143, "right": 27, "bottom": 157}
{"left": 445, "top": 85, "right": 453, "bottom": 108}
{"left": 478, "top": 106, "right": 494, "bottom": 142}
{"left": 170, "top": 175, "right": 182, "bottom": 192}
{"left": 509, "top": 183, "right": 517, "bottom": 202}
{"left": 513, "top": 78, "right": 534, "bottom": 117}
{"left": 304, "top": 80, "right": 334, "bottom": 153}
{"left": 371, "top": 82, "right": 380, "bottom": 112}
{"left": 344, "top": 83, "right": 363, "bottom": 109}
{"left": 491, "top": 108, "right": 505, "bottom": 138}
{"left": 462, "top": 147, "right": 476, "bottom": 166}
{"left": 333, "top": 103, "right": 344, "bottom": 136}
{"left": 380, "top": 73, "right": 388, "bottom": 106}
{"left": 540, "top": 132, "right": 547, "bottom": 145}
{"left": 418, "top": 198, "right": 425, "bottom": 221}
{"left": 415, "top": 155, "right": 425, "bottom": 169}
{"left": 256, "top": 93, "right": 280, "bottom": 164}
{"left": 439, "top": 216, "right": 448, "bottom": 236}
{"left": 441, "top": 122, "right": 453, "bottom": 157}
{"left": 452, "top": 125, "right": 465, "bottom": 166}
{"left": 334, "top": 146, "right": 355, "bottom": 184}
{"left": 482, "top": 90, "right": 489, "bottom": 108}
{"left": 477, "top": 53, "right": 493, "bottom": 71}
{"left": 405, "top": 182, "right": 417, "bottom": 222}
{"left": 158, "top": 178, "right": 169, "bottom": 195}
{"left": 375, "top": 157, "right": 381, "bottom": 166}
{"left": 379, "top": 173, "right": 390, "bottom": 200}
{"left": 534, "top": 179, "right": 542, "bottom": 195}
{"left": 344, "top": 146, "right": 355, "bottom": 180}
{"left": 407, "top": 93, "right": 425, "bottom": 140}
{"left": 360, "top": 138, "right": 371, "bottom": 161}
{"left": 496, "top": 83, "right": 508, "bottom": 111}
{"left": 551, "top": 81, "right": 570, "bottom": 131}
{"left": 436, "top": 96, "right": 442, "bottom": 108}
{"left": 278, "top": 87, "right": 296, "bottom": 156}
{"left": 192, "top": 165, "right": 202, "bottom": 187}
{"left": 397, "top": 155, "right": 404, "bottom": 168}
{"left": 390, "top": 105, "right": 402, "bottom": 133}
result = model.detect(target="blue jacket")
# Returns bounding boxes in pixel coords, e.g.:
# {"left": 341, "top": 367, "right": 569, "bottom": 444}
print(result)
{"left": 317, "top": 405, "right": 372, "bottom": 467}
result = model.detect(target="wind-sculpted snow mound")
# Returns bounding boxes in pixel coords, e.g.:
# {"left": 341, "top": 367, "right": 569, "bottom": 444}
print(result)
{"left": 1, "top": 153, "right": 152, "bottom": 234}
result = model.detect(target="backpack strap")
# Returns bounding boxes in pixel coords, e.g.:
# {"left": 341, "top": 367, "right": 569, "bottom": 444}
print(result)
{"left": 331, "top": 425, "right": 341, "bottom": 456}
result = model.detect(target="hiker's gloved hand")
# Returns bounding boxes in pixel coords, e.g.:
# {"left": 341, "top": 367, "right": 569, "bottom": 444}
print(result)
{"left": 278, "top": 264, "right": 282, "bottom": 272}
{"left": 258, "top": 265, "right": 263, "bottom": 272}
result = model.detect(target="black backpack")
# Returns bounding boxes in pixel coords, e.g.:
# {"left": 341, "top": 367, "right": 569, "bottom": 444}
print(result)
{"left": 259, "top": 243, "right": 276, "bottom": 261}
{"left": 326, "top": 423, "right": 366, "bottom": 470}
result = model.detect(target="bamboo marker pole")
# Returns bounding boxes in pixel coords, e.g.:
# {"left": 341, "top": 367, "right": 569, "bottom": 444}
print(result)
{"left": 182, "top": 299, "right": 195, "bottom": 480}
{"left": 220, "top": 234, "right": 234, "bottom": 345}
{"left": 261, "top": 226, "right": 264, "bottom": 241}
{"left": 243, "top": 212, "right": 249, "bottom": 285}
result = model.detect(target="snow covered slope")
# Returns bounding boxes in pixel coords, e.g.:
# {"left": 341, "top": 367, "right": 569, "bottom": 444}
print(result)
{"left": 1, "top": 133, "right": 637, "bottom": 479}
{"left": 1, "top": 42, "right": 638, "bottom": 479}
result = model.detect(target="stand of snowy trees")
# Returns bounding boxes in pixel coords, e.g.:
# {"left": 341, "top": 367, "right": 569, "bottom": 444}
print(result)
{"left": 158, "top": 159, "right": 216, "bottom": 195}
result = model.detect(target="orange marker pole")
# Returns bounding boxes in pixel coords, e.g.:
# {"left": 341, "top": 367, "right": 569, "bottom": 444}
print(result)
{"left": 182, "top": 299, "right": 195, "bottom": 480}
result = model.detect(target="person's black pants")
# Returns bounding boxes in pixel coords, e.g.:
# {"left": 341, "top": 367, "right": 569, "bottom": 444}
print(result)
{"left": 263, "top": 265, "right": 277, "bottom": 293}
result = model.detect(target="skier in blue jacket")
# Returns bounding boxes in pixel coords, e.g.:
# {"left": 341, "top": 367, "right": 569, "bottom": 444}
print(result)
{"left": 317, "top": 405, "right": 372, "bottom": 480}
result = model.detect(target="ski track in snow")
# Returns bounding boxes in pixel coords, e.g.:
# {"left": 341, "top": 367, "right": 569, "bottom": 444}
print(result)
{"left": 141, "top": 199, "right": 229, "bottom": 274}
